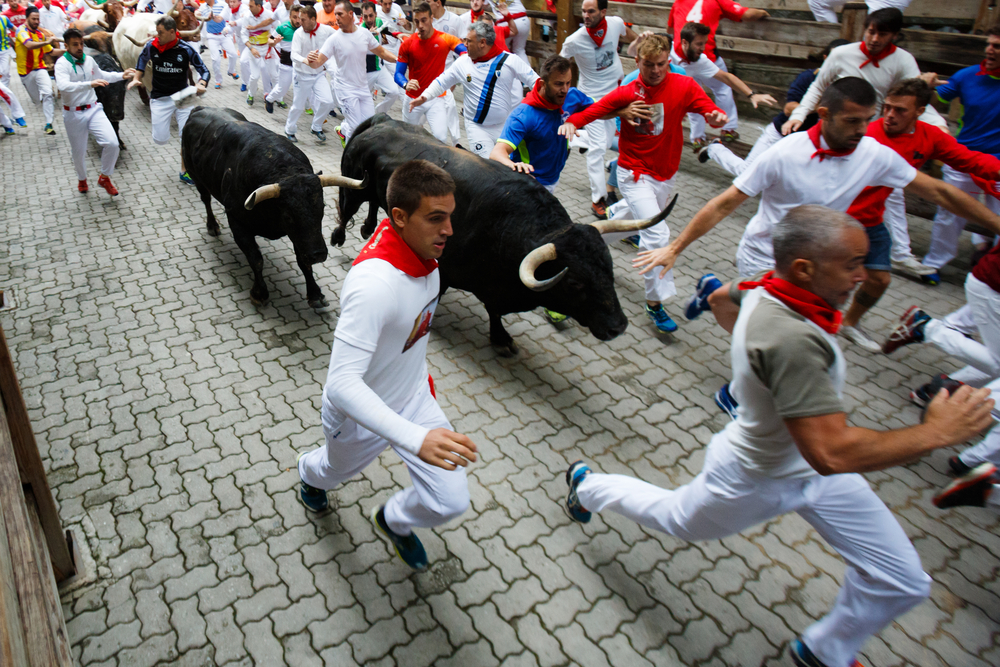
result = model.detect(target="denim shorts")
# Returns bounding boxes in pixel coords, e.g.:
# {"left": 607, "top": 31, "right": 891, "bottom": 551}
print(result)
{"left": 864, "top": 222, "right": 892, "bottom": 271}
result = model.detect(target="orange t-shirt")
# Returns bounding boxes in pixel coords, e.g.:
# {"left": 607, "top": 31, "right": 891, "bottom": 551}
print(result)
{"left": 315, "top": 6, "right": 337, "bottom": 27}
{"left": 397, "top": 29, "right": 461, "bottom": 98}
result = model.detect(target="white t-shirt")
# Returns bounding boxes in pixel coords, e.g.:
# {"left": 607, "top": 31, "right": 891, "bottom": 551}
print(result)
{"left": 290, "top": 23, "right": 334, "bottom": 75}
{"left": 732, "top": 132, "right": 918, "bottom": 271}
{"left": 238, "top": 4, "right": 273, "bottom": 47}
{"left": 38, "top": 5, "right": 66, "bottom": 37}
{"left": 559, "top": 16, "right": 626, "bottom": 98}
{"left": 324, "top": 255, "right": 441, "bottom": 454}
{"left": 319, "top": 26, "right": 379, "bottom": 92}
{"left": 423, "top": 51, "right": 538, "bottom": 126}
{"left": 432, "top": 9, "right": 462, "bottom": 37}
{"left": 376, "top": 2, "right": 406, "bottom": 52}
{"left": 269, "top": 1, "right": 288, "bottom": 33}
{"left": 669, "top": 48, "right": 719, "bottom": 80}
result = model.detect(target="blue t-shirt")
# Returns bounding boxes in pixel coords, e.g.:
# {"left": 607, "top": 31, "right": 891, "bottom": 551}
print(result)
{"left": 497, "top": 87, "right": 593, "bottom": 186}
{"left": 205, "top": 0, "right": 226, "bottom": 34}
{"left": 938, "top": 64, "right": 1000, "bottom": 157}
{"left": 771, "top": 68, "right": 819, "bottom": 134}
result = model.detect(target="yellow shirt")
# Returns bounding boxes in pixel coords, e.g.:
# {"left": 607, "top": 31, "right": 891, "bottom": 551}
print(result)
{"left": 15, "top": 26, "right": 52, "bottom": 76}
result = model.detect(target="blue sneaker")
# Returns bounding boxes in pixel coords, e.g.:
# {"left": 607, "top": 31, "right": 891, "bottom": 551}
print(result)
{"left": 683, "top": 273, "right": 723, "bottom": 321}
{"left": 44, "top": 123, "right": 55, "bottom": 135}
{"left": 179, "top": 171, "right": 194, "bottom": 185}
{"left": 621, "top": 235, "right": 640, "bottom": 249}
{"left": 882, "top": 305, "right": 931, "bottom": 354}
{"left": 264, "top": 99, "right": 274, "bottom": 114}
{"left": 3, "top": 127, "right": 12, "bottom": 135}
{"left": 565, "top": 461, "right": 592, "bottom": 523}
{"left": 296, "top": 451, "right": 329, "bottom": 512}
{"left": 645, "top": 304, "right": 678, "bottom": 333}
{"left": 371, "top": 505, "right": 428, "bottom": 570}
{"left": 715, "top": 383, "right": 738, "bottom": 420}
{"left": 920, "top": 271, "right": 940, "bottom": 286}
{"left": 14, "top": 117, "right": 26, "bottom": 127}
{"left": 240, "top": 83, "right": 247, "bottom": 92}
{"left": 311, "top": 129, "right": 326, "bottom": 143}
{"left": 789, "top": 638, "right": 861, "bottom": 667}
{"left": 285, "top": 133, "right": 297, "bottom": 143}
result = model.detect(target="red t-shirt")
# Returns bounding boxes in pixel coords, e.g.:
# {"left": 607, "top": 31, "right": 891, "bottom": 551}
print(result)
{"left": 973, "top": 243, "right": 1000, "bottom": 293}
{"left": 3, "top": 6, "right": 26, "bottom": 29}
{"left": 669, "top": 0, "right": 746, "bottom": 63}
{"left": 495, "top": 24, "right": 510, "bottom": 52}
{"left": 567, "top": 72, "right": 723, "bottom": 182}
{"left": 397, "top": 29, "right": 462, "bottom": 98}
{"left": 847, "top": 119, "right": 1000, "bottom": 227}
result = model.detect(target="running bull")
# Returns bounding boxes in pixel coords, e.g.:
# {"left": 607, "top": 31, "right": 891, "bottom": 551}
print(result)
{"left": 182, "top": 107, "right": 366, "bottom": 309}
{"left": 336, "top": 115, "right": 673, "bottom": 356}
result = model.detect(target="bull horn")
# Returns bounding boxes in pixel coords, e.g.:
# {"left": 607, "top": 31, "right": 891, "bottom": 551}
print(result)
{"left": 319, "top": 173, "right": 367, "bottom": 189}
{"left": 97, "top": 18, "right": 109, "bottom": 28}
{"left": 178, "top": 18, "right": 203, "bottom": 39}
{"left": 519, "top": 243, "right": 568, "bottom": 292}
{"left": 121, "top": 0, "right": 138, "bottom": 6}
{"left": 123, "top": 33, "right": 148, "bottom": 47}
{"left": 83, "top": 0, "right": 102, "bottom": 9}
{"left": 590, "top": 194, "right": 677, "bottom": 236}
{"left": 245, "top": 184, "right": 281, "bottom": 210}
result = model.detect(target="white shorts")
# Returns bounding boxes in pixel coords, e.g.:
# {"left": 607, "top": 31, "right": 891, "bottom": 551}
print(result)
{"left": 465, "top": 121, "right": 504, "bottom": 159}
{"left": 150, "top": 96, "right": 194, "bottom": 145}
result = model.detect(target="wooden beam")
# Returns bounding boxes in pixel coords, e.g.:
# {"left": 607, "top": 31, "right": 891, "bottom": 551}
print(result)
{"left": 525, "top": 38, "right": 557, "bottom": 59}
{"left": 840, "top": 2, "right": 867, "bottom": 41}
{"left": 0, "top": 465, "right": 28, "bottom": 667}
{"left": 0, "top": 325, "right": 74, "bottom": 582}
{"left": 603, "top": 1, "right": 669, "bottom": 28}
{"left": 556, "top": 0, "right": 573, "bottom": 54}
{"left": 714, "top": 34, "right": 818, "bottom": 59}
{"left": 716, "top": 17, "right": 840, "bottom": 49}
{"left": 24, "top": 491, "right": 73, "bottom": 667}
{"left": 734, "top": 0, "right": 982, "bottom": 19}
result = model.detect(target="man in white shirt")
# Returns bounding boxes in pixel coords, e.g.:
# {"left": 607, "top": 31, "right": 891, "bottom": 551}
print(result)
{"left": 487, "top": 0, "right": 527, "bottom": 61}
{"left": 219, "top": 0, "right": 245, "bottom": 85}
{"left": 285, "top": 4, "right": 335, "bottom": 142}
{"left": 781, "top": 8, "right": 947, "bottom": 277}
{"left": 237, "top": 0, "right": 274, "bottom": 106}
{"left": 309, "top": 0, "right": 396, "bottom": 144}
{"left": 360, "top": 1, "right": 402, "bottom": 116}
{"left": 671, "top": 21, "right": 777, "bottom": 150}
{"left": 636, "top": 78, "right": 1000, "bottom": 288}
{"left": 205, "top": 0, "right": 239, "bottom": 88}
{"left": 297, "top": 159, "right": 477, "bottom": 572}
{"left": 428, "top": 0, "right": 463, "bottom": 146}
{"left": 37, "top": 0, "right": 66, "bottom": 39}
{"left": 409, "top": 19, "right": 537, "bottom": 158}
{"left": 55, "top": 28, "right": 135, "bottom": 195}
{"left": 567, "top": 204, "right": 995, "bottom": 667}
{"left": 376, "top": 0, "right": 408, "bottom": 56}
{"left": 559, "top": 0, "right": 639, "bottom": 219}
{"left": 809, "top": 0, "right": 911, "bottom": 23}
{"left": 264, "top": 0, "right": 296, "bottom": 109}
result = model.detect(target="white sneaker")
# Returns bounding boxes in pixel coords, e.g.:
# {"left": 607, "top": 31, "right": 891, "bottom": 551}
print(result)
{"left": 891, "top": 255, "right": 936, "bottom": 277}
{"left": 840, "top": 324, "right": 881, "bottom": 353}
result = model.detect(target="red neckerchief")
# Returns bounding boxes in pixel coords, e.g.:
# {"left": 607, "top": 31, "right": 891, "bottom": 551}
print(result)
{"left": 672, "top": 38, "right": 691, "bottom": 63}
{"left": 152, "top": 34, "right": 179, "bottom": 52}
{"left": 739, "top": 271, "right": 843, "bottom": 334}
{"left": 523, "top": 78, "right": 560, "bottom": 111}
{"left": 472, "top": 40, "right": 504, "bottom": 62}
{"left": 353, "top": 218, "right": 438, "bottom": 277}
{"left": 807, "top": 121, "right": 855, "bottom": 162}
{"left": 470, "top": 7, "right": 484, "bottom": 20}
{"left": 977, "top": 59, "right": 1000, "bottom": 77}
{"left": 586, "top": 17, "right": 607, "bottom": 47}
{"left": 859, "top": 41, "right": 896, "bottom": 69}
{"left": 972, "top": 175, "right": 1000, "bottom": 200}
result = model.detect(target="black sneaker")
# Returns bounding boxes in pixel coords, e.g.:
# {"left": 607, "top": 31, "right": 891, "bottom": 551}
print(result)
{"left": 910, "top": 374, "right": 965, "bottom": 409}
{"left": 933, "top": 463, "right": 998, "bottom": 509}
{"left": 265, "top": 99, "right": 274, "bottom": 114}
{"left": 311, "top": 129, "right": 327, "bottom": 143}
{"left": 371, "top": 505, "right": 428, "bottom": 570}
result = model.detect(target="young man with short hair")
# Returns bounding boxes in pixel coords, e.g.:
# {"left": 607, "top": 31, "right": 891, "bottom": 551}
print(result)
{"left": 129, "top": 15, "right": 210, "bottom": 184}
{"left": 297, "top": 159, "right": 477, "bottom": 572}
{"left": 237, "top": 0, "right": 274, "bottom": 106}
{"left": 14, "top": 5, "right": 61, "bottom": 135}
{"left": 410, "top": 18, "right": 537, "bottom": 158}
{"left": 55, "top": 27, "right": 135, "bottom": 194}
{"left": 394, "top": 2, "right": 467, "bottom": 144}
{"left": 561, "top": 33, "right": 728, "bottom": 334}
{"left": 566, "top": 204, "right": 996, "bottom": 667}
{"left": 284, "top": 4, "right": 335, "bottom": 142}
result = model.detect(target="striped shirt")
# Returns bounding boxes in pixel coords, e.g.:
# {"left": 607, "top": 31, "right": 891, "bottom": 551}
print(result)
{"left": 0, "top": 15, "right": 14, "bottom": 51}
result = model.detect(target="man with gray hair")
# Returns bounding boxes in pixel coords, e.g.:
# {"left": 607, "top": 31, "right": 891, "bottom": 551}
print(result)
{"left": 409, "top": 18, "right": 538, "bottom": 158}
{"left": 563, "top": 204, "right": 996, "bottom": 667}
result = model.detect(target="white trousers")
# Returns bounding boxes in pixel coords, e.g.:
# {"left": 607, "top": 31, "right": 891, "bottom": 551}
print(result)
{"left": 585, "top": 117, "right": 615, "bottom": 204}
{"left": 206, "top": 32, "right": 239, "bottom": 82}
{"left": 63, "top": 103, "right": 119, "bottom": 180}
{"left": 298, "top": 384, "right": 469, "bottom": 536}
{"left": 808, "top": 0, "right": 845, "bottom": 22}
{"left": 465, "top": 120, "right": 504, "bottom": 159}
{"left": 614, "top": 171, "right": 677, "bottom": 302}
{"left": 577, "top": 434, "right": 930, "bottom": 667}
{"left": 286, "top": 72, "right": 335, "bottom": 135}
{"left": 926, "top": 165, "right": 1000, "bottom": 269}
{"left": 242, "top": 47, "right": 278, "bottom": 98}
{"left": 367, "top": 67, "right": 401, "bottom": 115}
{"left": 266, "top": 62, "right": 293, "bottom": 103}
{"left": 20, "top": 69, "right": 54, "bottom": 125}
{"left": 443, "top": 88, "right": 461, "bottom": 145}
{"left": 0, "top": 49, "right": 12, "bottom": 87}
{"left": 506, "top": 16, "right": 529, "bottom": 63}
{"left": 336, "top": 84, "right": 375, "bottom": 141}
{"left": 150, "top": 96, "right": 193, "bottom": 145}
{"left": 706, "top": 122, "right": 783, "bottom": 177}
{"left": 403, "top": 94, "right": 449, "bottom": 143}
{"left": 0, "top": 78, "right": 25, "bottom": 127}
{"left": 687, "top": 56, "right": 738, "bottom": 140}
{"left": 883, "top": 188, "right": 917, "bottom": 262}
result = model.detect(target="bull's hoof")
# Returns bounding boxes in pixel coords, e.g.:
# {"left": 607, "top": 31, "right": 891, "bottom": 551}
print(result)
{"left": 119, "top": 143, "right": 127, "bottom": 151}
{"left": 308, "top": 296, "right": 330, "bottom": 310}
{"left": 207, "top": 223, "right": 221, "bottom": 237}
{"left": 330, "top": 227, "right": 345, "bottom": 247}
{"left": 361, "top": 224, "right": 375, "bottom": 240}
{"left": 250, "top": 292, "right": 269, "bottom": 307}
{"left": 491, "top": 340, "right": 519, "bottom": 357}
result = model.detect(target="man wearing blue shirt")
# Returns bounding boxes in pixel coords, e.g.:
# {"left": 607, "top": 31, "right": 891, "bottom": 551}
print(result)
{"left": 924, "top": 28, "right": 1000, "bottom": 279}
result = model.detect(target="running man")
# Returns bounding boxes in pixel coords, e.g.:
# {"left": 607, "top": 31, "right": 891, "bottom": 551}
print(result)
{"left": 264, "top": 1, "right": 297, "bottom": 109}
{"left": 359, "top": 1, "right": 402, "bottom": 116}
{"left": 284, "top": 4, "right": 335, "bottom": 143}
{"left": 297, "top": 159, "right": 477, "bottom": 572}
{"left": 128, "top": 14, "right": 210, "bottom": 185}
{"left": 376, "top": 0, "right": 409, "bottom": 56}
{"left": 55, "top": 27, "right": 135, "bottom": 195}
{"left": 394, "top": 2, "right": 466, "bottom": 144}
{"left": 565, "top": 204, "right": 996, "bottom": 667}
{"left": 15, "top": 6, "right": 61, "bottom": 135}
{"left": 409, "top": 18, "right": 537, "bottom": 158}
{"left": 204, "top": 0, "right": 238, "bottom": 88}
{"left": 238, "top": 0, "right": 274, "bottom": 106}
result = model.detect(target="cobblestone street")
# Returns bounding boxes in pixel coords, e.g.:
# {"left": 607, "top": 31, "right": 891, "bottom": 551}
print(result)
{"left": 1, "top": 66, "right": 999, "bottom": 667}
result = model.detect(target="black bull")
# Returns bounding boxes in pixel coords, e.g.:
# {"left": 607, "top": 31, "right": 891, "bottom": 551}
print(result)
{"left": 181, "top": 106, "right": 365, "bottom": 309}
{"left": 91, "top": 51, "right": 128, "bottom": 149}
{"left": 336, "top": 115, "right": 673, "bottom": 356}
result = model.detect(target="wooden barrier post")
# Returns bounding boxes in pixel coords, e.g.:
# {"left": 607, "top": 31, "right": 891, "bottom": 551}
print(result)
{"left": 840, "top": 1, "right": 867, "bottom": 41}
{"left": 556, "top": 0, "right": 573, "bottom": 54}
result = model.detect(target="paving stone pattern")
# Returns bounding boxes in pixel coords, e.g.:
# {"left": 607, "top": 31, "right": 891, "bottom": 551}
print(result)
{"left": 2, "top": 62, "right": 999, "bottom": 667}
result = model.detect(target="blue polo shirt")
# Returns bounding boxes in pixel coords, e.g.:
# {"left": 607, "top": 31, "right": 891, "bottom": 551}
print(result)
{"left": 497, "top": 87, "right": 593, "bottom": 187}
{"left": 937, "top": 64, "right": 1000, "bottom": 157}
